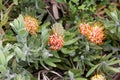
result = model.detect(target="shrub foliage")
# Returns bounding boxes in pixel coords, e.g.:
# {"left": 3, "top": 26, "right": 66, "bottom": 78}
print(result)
{"left": 0, "top": 0, "right": 120, "bottom": 80}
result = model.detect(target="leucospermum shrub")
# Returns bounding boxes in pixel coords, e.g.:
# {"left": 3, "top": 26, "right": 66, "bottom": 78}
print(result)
{"left": 1, "top": 0, "right": 120, "bottom": 80}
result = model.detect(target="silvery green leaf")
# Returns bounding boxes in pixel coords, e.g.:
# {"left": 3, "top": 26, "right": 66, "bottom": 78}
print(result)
{"left": 0, "top": 50, "right": 6, "bottom": 65}
{"left": 3, "top": 44, "right": 12, "bottom": 54}
{"left": 68, "top": 71, "right": 75, "bottom": 80}
{"left": 14, "top": 46, "right": 26, "bottom": 61}
{"left": 0, "top": 65, "right": 6, "bottom": 73}
{"left": 6, "top": 54, "right": 14, "bottom": 63}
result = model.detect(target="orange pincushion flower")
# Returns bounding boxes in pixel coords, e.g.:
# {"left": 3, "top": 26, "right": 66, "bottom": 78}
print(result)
{"left": 79, "top": 23, "right": 91, "bottom": 37}
{"left": 88, "top": 26, "right": 105, "bottom": 44}
{"left": 79, "top": 22, "right": 105, "bottom": 45}
{"left": 48, "top": 33, "right": 64, "bottom": 50}
{"left": 24, "top": 15, "right": 39, "bottom": 35}
{"left": 91, "top": 74, "right": 106, "bottom": 80}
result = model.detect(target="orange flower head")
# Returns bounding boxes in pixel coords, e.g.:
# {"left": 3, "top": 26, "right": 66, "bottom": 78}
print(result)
{"left": 79, "top": 23, "right": 91, "bottom": 36}
{"left": 48, "top": 33, "right": 64, "bottom": 50}
{"left": 91, "top": 74, "right": 106, "bottom": 80}
{"left": 24, "top": 15, "right": 39, "bottom": 35}
{"left": 88, "top": 26, "right": 105, "bottom": 44}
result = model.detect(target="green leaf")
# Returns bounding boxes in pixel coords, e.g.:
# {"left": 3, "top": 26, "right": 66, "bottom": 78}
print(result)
{"left": 44, "top": 59, "right": 56, "bottom": 67}
{"left": 109, "top": 57, "right": 116, "bottom": 62}
{"left": 1, "top": 3, "right": 14, "bottom": 26}
{"left": 104, "top": 53, "right": 112, "bottom": 60}
{"left": 68, "top": 71, "right": 74, "bottom": 80}
{"left": 1, "top": 16, "right": 9, "bottom": 26}
{"left": 18, "top": 28, "right": 28, "bottom": 37}
{"left": 105, "top": 9, "right": 119, "bottom": 22}
{"left": 75, "top": 78, "right": 87, "bottom": 80}
{"left": 86, "top": 64, "right": 99, "bottom": 77}
{"left": 6, "top": 54, "right": 14, "bottom": 63}
{"left": 15, "top": 74, "right": 26, "bottom": 80}
{"left": 104, "top": 9, "right": 112, "bottom": 19}
{"left": 86, "top": 43, "right": 89, "bottom": 51}
{"left": 0, "top": 50, "right": 6, "bottom": 65}
{"left": 52, "top": 51, "right": 60, "bottom": 58}
{"left": 70, "top": 69, "right": 83, "bottom": 77}
{"left": 10, "top": 14, "right": 26, "bottom": 36}
{"left": 69, "top": 1, "right": 77, "bottom": 14}
{"left": 73, "top": 56, "right": 79, "bottom": 61}
{"left": 110, "top": 10, "right": 118, "bottom": 22}
{"left": 12, "top": 59, "right": 17, "bottom": 72}
{"left": 42, "top": 49, "right": 50, "bottom": 59}
{"left": 41, "top": 23, "right": 49, "bottom": 49}
{"left": 40, "top": 22, "right": 50, "bottom": 29}
{"left": 78, "top": 5, "right": 85, "bottom": 10}
{"left": 18, "top": 15, "right": 25, "bottom": 29}
{"left": 41, "top": 29, "right": 48, "bottom": 42}
{"left": 64, "top": 37, "right": 79, "bottom": 46}
{"left": 61, "top": 48, "right": 75, "bottom": 54}
{"left": 40, "top": 59, "right": 49, "bottom": 70}
{"left": 107, "top": 60, "right": 120, "bottom": 66}
{"left": 100, "top": 54, "right": 112, "bottom": 62}
{"left": 14, "top": 46, "right": 26, "bottom": 61}
{"left": 105, "top": 65, "right": 120, "bottom": 73}
{"left": 0, "top": 65, "right": 6, "bottom": 73}
{"left": 47, "top": 58, "right": 61, "bottom": 62}
{"left": 91, "top": 45, "right": 102, "bottom": 50}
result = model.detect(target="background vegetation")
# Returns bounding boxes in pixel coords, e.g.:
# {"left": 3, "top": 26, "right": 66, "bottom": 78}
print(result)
{"left": 0, "top": 0, "right": 120, "bottom": 80}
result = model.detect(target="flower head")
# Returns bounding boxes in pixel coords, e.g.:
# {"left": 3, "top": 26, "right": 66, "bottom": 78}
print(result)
{"left": 91, "top": 74, "right": 106, "bottom": 80}
{"left": 48, "top": 33, "right": 64, "bottom": 50}
{"left": 88, "top": 26, "right": 105, "bottom": 44}
{"left": 79, "top": 23, "right": 91, "bottom": 37}
{"left": 24, "top": 15, "right": 39, "bottom": 35}
{"left": 79, "top": 22, "right": 105, "bottom": 45}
